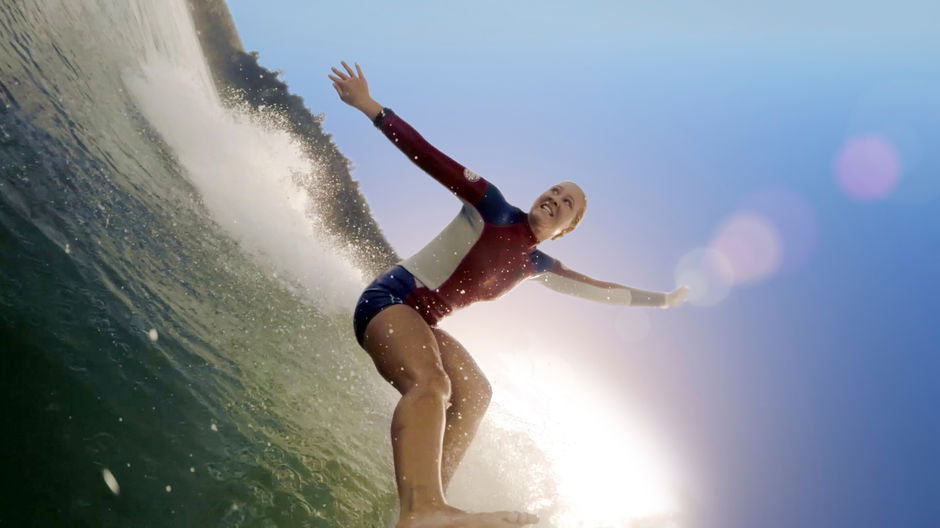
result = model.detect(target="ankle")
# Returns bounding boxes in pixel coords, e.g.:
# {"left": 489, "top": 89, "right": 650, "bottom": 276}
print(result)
{"left": 401, "top": 484, "right": 447, "bottom": 514}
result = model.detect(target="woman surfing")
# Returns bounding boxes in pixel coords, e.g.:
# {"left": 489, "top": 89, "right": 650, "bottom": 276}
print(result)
{"left": 329, "top": 61, "right": 689, "bottom": 528}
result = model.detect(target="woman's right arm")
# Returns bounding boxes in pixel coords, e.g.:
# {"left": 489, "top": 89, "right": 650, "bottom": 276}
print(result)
{"left": 329, "top": 61, "right": 488, "bottom": 204}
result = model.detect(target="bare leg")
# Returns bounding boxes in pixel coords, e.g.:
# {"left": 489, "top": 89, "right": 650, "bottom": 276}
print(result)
{"left": 360, "top": 305, "right": 536, "bottom": 527}
{"left": 362, "top": 305, "right": 452, "bottom": 514}
{"left": 433, "top": 328, "right": 492, "bottom": 491}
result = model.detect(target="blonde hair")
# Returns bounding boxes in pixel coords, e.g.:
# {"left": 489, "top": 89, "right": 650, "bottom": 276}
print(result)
{"left": 551, "top": 196, "right": 587, "bottom": 240}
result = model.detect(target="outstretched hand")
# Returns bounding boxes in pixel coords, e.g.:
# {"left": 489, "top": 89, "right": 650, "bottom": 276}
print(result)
{"left": 663, "top": 286, "right": 690, "bottom": 308}
{"left": 328, "top": 61, "right": 370, "bottom": 108}
{"left": 328, "top": 61, "right": 383, "bottom": 120}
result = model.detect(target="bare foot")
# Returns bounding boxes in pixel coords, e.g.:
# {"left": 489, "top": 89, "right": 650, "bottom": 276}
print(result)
{"left": 397, "top": 507, "right": 538, "bottom": 528}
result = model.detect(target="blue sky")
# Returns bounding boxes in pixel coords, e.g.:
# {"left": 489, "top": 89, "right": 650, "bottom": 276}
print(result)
{"left": 226, "top": 1, "right": 940, "bottom": 526}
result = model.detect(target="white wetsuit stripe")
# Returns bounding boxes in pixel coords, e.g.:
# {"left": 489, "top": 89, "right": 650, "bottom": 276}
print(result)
{"left": 399, "top": 202, "right": 485, "bottom": 290}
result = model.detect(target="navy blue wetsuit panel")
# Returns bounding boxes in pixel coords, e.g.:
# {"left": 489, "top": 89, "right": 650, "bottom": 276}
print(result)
{"left": 353, "top": 266, "right": 418, "bottom": 345}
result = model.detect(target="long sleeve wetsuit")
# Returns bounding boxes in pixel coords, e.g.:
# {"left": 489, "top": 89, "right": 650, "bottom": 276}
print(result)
{"left": 354, "top": 108, "right": 665, "bottom": 340}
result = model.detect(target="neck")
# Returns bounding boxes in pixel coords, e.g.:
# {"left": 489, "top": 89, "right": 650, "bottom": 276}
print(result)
{"left": 526, "top": 213, "right": 552, "bottom": 243}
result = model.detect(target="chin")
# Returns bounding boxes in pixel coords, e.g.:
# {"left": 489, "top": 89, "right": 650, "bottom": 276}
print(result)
{"left": 531, "top": 210, "right": 551, "bottom": 227}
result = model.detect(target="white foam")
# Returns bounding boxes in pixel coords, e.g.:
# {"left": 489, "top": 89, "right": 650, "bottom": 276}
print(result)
{"left": 125, "top": 57, "right": 364, "bottom": 312}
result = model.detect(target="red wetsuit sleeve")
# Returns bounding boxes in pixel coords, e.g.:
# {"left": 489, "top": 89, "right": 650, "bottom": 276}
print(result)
{"left": 374, "top": 108, "right": 488, "bottom": 204}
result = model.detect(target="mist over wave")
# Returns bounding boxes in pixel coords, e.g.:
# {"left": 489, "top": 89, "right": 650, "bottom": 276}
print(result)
{"left": 124, "top": 58, "right": 364, "bottom": 311}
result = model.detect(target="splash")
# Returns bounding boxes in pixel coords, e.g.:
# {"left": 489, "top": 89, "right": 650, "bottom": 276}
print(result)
{"left": 125, "top": 59, "right": 364, "bottom": 311}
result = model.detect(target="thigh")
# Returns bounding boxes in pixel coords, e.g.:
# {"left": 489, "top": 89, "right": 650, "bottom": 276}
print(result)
{"left": 361, "top": 304, "right": 447, "bottom": 394}
{"left": 432, "top": 328, "right": 492, "bottom": 403}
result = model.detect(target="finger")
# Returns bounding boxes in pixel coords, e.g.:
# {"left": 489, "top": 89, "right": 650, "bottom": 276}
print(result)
{"left": 331, "top": 66, "right": 349, "bottom": 80}
{"left": 342, "top": 60, "right": 355, "bottom": 77}
{"left": 355, "top": 62, "right": 365, "bottom": 80}
{"left": 327, "top": 74, "right": 343, "bottom": 83}
{"left": 331, "top": 83, "right": 342, "bottom": 96}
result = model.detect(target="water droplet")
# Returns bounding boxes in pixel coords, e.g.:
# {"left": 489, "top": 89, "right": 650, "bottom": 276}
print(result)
{"left": 102, "top": 468, "right": 120, "bottom": 495}
{"left": 165, "top": 485, "right": 172, "bottom": 493}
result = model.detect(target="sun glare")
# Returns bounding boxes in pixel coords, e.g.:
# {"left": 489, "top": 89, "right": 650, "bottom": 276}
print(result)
{"left": 489, "top": 345, "right": 680, "bottom": 527}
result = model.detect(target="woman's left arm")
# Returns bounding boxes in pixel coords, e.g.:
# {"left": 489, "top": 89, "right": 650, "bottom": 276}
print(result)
{"left": 531, "top": 252, "right": 689, "bottom": 308}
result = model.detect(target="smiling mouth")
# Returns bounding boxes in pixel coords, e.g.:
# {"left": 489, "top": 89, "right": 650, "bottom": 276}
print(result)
{"left": 540, "top": 203, "right": 554, "bottom": 217}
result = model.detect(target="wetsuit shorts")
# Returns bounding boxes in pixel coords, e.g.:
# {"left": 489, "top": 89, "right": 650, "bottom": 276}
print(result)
{"left": 353, "top": 266, "right": 421, "bottom": 345}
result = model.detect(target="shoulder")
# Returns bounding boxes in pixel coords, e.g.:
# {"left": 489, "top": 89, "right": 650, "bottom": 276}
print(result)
{"left": 528, "top": 250, "right": 557, "bottom": 274}
{"left": 471, "top": 179, "right": 526, "bottom": 225}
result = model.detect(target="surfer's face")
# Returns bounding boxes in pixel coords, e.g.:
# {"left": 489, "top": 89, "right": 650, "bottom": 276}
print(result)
{"left": 528, "top": 181, "right": 586, "bottom": 241}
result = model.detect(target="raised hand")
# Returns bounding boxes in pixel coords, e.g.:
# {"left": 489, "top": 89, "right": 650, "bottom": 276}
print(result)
{"left": 328, "top": 61, "right": 369, "bottom": 107}
{"left": 328, "top": 60, "right": 383, "bottom": 120}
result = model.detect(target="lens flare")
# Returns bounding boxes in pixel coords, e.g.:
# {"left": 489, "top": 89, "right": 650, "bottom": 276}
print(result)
{"left": 834, "top": 134, "right": 901, "bottom": 201}
{"left": 847, "top": 80, "right": 940, "bottom": 203}
{"left": 738, "top": 189, "right": 817, "bottom": 274}
{"left": 489, "top": 349, "right": 680, "bottom": 527}
{"left": 445, "top": 327, "right": 682, "bottom": 527}
{"left": 709, "top": 212, "right": 782, "bottom": 285}
{"left": 674, "top": 248, "right": 733, "bottom": 306}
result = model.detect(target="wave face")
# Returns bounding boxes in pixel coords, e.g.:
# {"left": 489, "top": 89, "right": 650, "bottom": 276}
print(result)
{"left": 0, "top": 1, "right": 569, "bottom": 525}
{"left": 0, "top": 1, "right": 396, "bottom": 525}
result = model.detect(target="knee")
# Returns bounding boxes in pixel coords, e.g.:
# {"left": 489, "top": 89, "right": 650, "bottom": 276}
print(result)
{"left": 412, "top": 365, "right": 452, "bottom": 401}
{"left": 459, "top": 378, "right": 492, "bottom": 413}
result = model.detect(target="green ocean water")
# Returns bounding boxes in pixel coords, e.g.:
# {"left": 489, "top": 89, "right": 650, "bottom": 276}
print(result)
{"left": 0, "top": 1, "right": 397, "bottom": 525}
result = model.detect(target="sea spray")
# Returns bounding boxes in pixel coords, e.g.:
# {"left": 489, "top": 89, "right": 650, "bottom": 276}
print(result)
{"left": 124, "top": 59, "right": 364, "bottom": 312}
